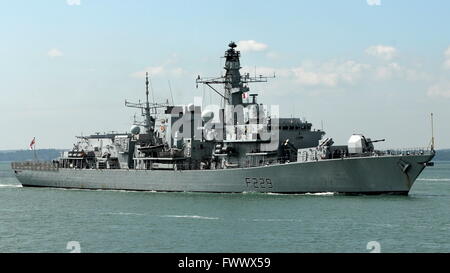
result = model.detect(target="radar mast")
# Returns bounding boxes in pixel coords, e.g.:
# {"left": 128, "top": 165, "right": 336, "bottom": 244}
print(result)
{"left": 196, "top": 41, "right": 274, "bottom": 106}
{"left": 125, "top": 72, "right": 170, "bottom": 145}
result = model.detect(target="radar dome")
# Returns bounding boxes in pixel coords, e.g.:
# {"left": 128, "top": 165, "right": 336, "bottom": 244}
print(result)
{"left": 130, "top": 125, "right": 141, "bottom": 135}
{"left": 201, "top": 110, "right": 214, "bottom": 122}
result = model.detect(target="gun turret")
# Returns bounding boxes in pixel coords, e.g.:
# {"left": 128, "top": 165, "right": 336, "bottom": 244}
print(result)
{"left": 348, "top": 135, "right": 385, "bottom": 154}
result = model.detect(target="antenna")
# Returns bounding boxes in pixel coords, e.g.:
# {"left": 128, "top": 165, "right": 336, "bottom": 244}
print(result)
{"left": 168, "top": 80, "right": 175, "bottom": 105}
{"left": 431, "top": 112, "right": 435, "bottom": 151}
{"left": 148, "top": 75, "right": 155, "bottom": 104}
{"left": 145, "top": 72, "right": 150, "bottom": 105}
{"left": 145, "top": 72, "right": 152, "bottom": 132}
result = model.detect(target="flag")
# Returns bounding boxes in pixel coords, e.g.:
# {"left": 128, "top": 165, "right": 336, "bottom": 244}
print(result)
{"left": 242, "top": 92, "right": 249, "bottom": 99}
{"left": 29, "top": 137, "right": 36, "bottom": 150}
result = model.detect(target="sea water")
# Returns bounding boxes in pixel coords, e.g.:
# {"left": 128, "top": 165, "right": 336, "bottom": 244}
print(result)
{"left": 0, "top": 161, "right": 449, "bottom": 253}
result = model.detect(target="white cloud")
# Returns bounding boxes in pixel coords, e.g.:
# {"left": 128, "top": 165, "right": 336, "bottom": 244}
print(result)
{"left": 242, "top": 57, "right": 428, "bottom": 91}
{"left": 445, "top": 47, "right": 450, "bottom": 58}
{"left": 236, "top": 40, "right": 268, "bottom": 52}
{"left": 367, "top": 0, "right": 381, "bottom": 6}
{"left": 374, "top": 62, "right": 401, "bottom": 80}
{"left": 215, "top": 46, "right": 428, "bottom": 94}
{"left": 365, "top": 45, "right": 397, "bottom": 60}
{"left": 444, "top": 59, "right": 450, "bottom": 69}
{"left": 443, "top": 46, "right": 450, "bottom": 69}
{"left": 67, "top": 0, "right": 81, "bottom": 6}
{"left": 242, "top": 61, "right": 370, "bottom": 87}
{"left": 292, "top": 61, "right": 370, "bottom": 87}
{"left": 327, "top": 61, "right": 370, "bottom": 83}
{"left": 47, "top": 48, "right": 63, "bottom": 58}
{"left": 368, "top": 62, "right": 430, "bottom": 81}
{"left": 291, "top": 68, "right": 338, "bottom": 87}
{"left": 427, "top": 82, "right": 450, "bottom": 98}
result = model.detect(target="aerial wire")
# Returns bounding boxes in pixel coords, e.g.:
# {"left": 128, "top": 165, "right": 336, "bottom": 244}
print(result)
{"left": 168, "top": 80, "right": 175, "bottom": 105}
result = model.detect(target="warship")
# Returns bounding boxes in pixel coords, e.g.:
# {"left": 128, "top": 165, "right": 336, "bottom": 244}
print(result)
{"left": 12, "top": 42, "right": 435, "bottom": 195}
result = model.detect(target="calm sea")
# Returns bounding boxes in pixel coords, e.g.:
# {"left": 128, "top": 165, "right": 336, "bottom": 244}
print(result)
{"left": 0, "top": 161, "right": 449, "bottom": 253}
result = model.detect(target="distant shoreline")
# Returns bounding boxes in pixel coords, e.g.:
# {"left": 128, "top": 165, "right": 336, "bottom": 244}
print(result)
{"left": 0, "top": 149, "right": 66, "bottom": 162}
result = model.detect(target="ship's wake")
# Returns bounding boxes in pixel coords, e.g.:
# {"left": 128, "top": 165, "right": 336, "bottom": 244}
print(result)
{"left": 161, "top": 215, "right": 219, "bottom": 220}
{"left": 105, "top": 212, "right": 145, "bottom": 216}
{"left": 250, "top": 218, "right": 302, "bottom": 222}
{"left": 418, "top": 178, "right": 450, "bottom": 182}
{"left": 0, "top": 183, "right": 22, "bottom": 188}
{"left": 267, "top": 192, "right": 336, "bottom": 196}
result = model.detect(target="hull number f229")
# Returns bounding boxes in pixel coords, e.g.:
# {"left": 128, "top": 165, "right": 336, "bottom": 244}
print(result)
{"left": 245, "top": 177, "right": 273, "bottom": 189}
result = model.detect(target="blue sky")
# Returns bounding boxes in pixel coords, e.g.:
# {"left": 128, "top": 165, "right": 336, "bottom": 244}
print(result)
{"left": 0, "top": 0, "right": 449, "bottom": 149}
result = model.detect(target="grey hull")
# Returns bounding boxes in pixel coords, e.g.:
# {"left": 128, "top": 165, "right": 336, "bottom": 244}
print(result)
{"left": 13, "top": 154, "right": 433, "bottom": 194}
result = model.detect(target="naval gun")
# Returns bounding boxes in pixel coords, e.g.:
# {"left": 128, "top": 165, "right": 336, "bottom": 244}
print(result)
{"left": 347, "top": 134, "right": 385, "bottom": 154}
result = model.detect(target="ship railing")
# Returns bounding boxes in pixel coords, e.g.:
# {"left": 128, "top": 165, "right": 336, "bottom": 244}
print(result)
{"left": 378, "top": 147, "right": 434, "bottom": 156}
{"left": 238, "top": 158, "right": 282, "bottom": 168}
{"left": 346, "top": 147, "right": 434, "bottom": 158}
{"left": 11, "top": 161, "right": 59, "bottom": 172}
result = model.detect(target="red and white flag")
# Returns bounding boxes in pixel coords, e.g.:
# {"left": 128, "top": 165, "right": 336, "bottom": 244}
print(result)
{"left": 29, "top": 137, "right": 36, "bottom": 150}
{"left": 242, "top": 92, "right": 249, "bottom": 99}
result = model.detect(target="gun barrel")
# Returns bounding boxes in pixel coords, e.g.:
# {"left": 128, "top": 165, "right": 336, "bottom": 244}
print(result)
{"left": 369, "top": 139, "right": 386, "bottom": 143}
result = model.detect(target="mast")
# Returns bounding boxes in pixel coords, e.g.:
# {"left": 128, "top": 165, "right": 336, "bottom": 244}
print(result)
{"left": 224, "top": 42, "right": 244, "bottom": 105}
{"left": 125, "top": 72, "right": 170, "bottom": 145}
{"left": 145, "top": 72, "right": 153, "bottom": 135}
{"left": 196, "top": 41, "right": 274, "bottom": 106}
{"left": 431, "top": 112, "right": 435, "bottom": 151}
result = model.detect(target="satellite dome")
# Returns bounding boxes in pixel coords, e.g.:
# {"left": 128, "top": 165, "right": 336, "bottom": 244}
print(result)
{"left": 201, "top": 109, "right": 214, "bottom": 121}
{"left": 130, "top": 125, "right": 140, "bottom": 135}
